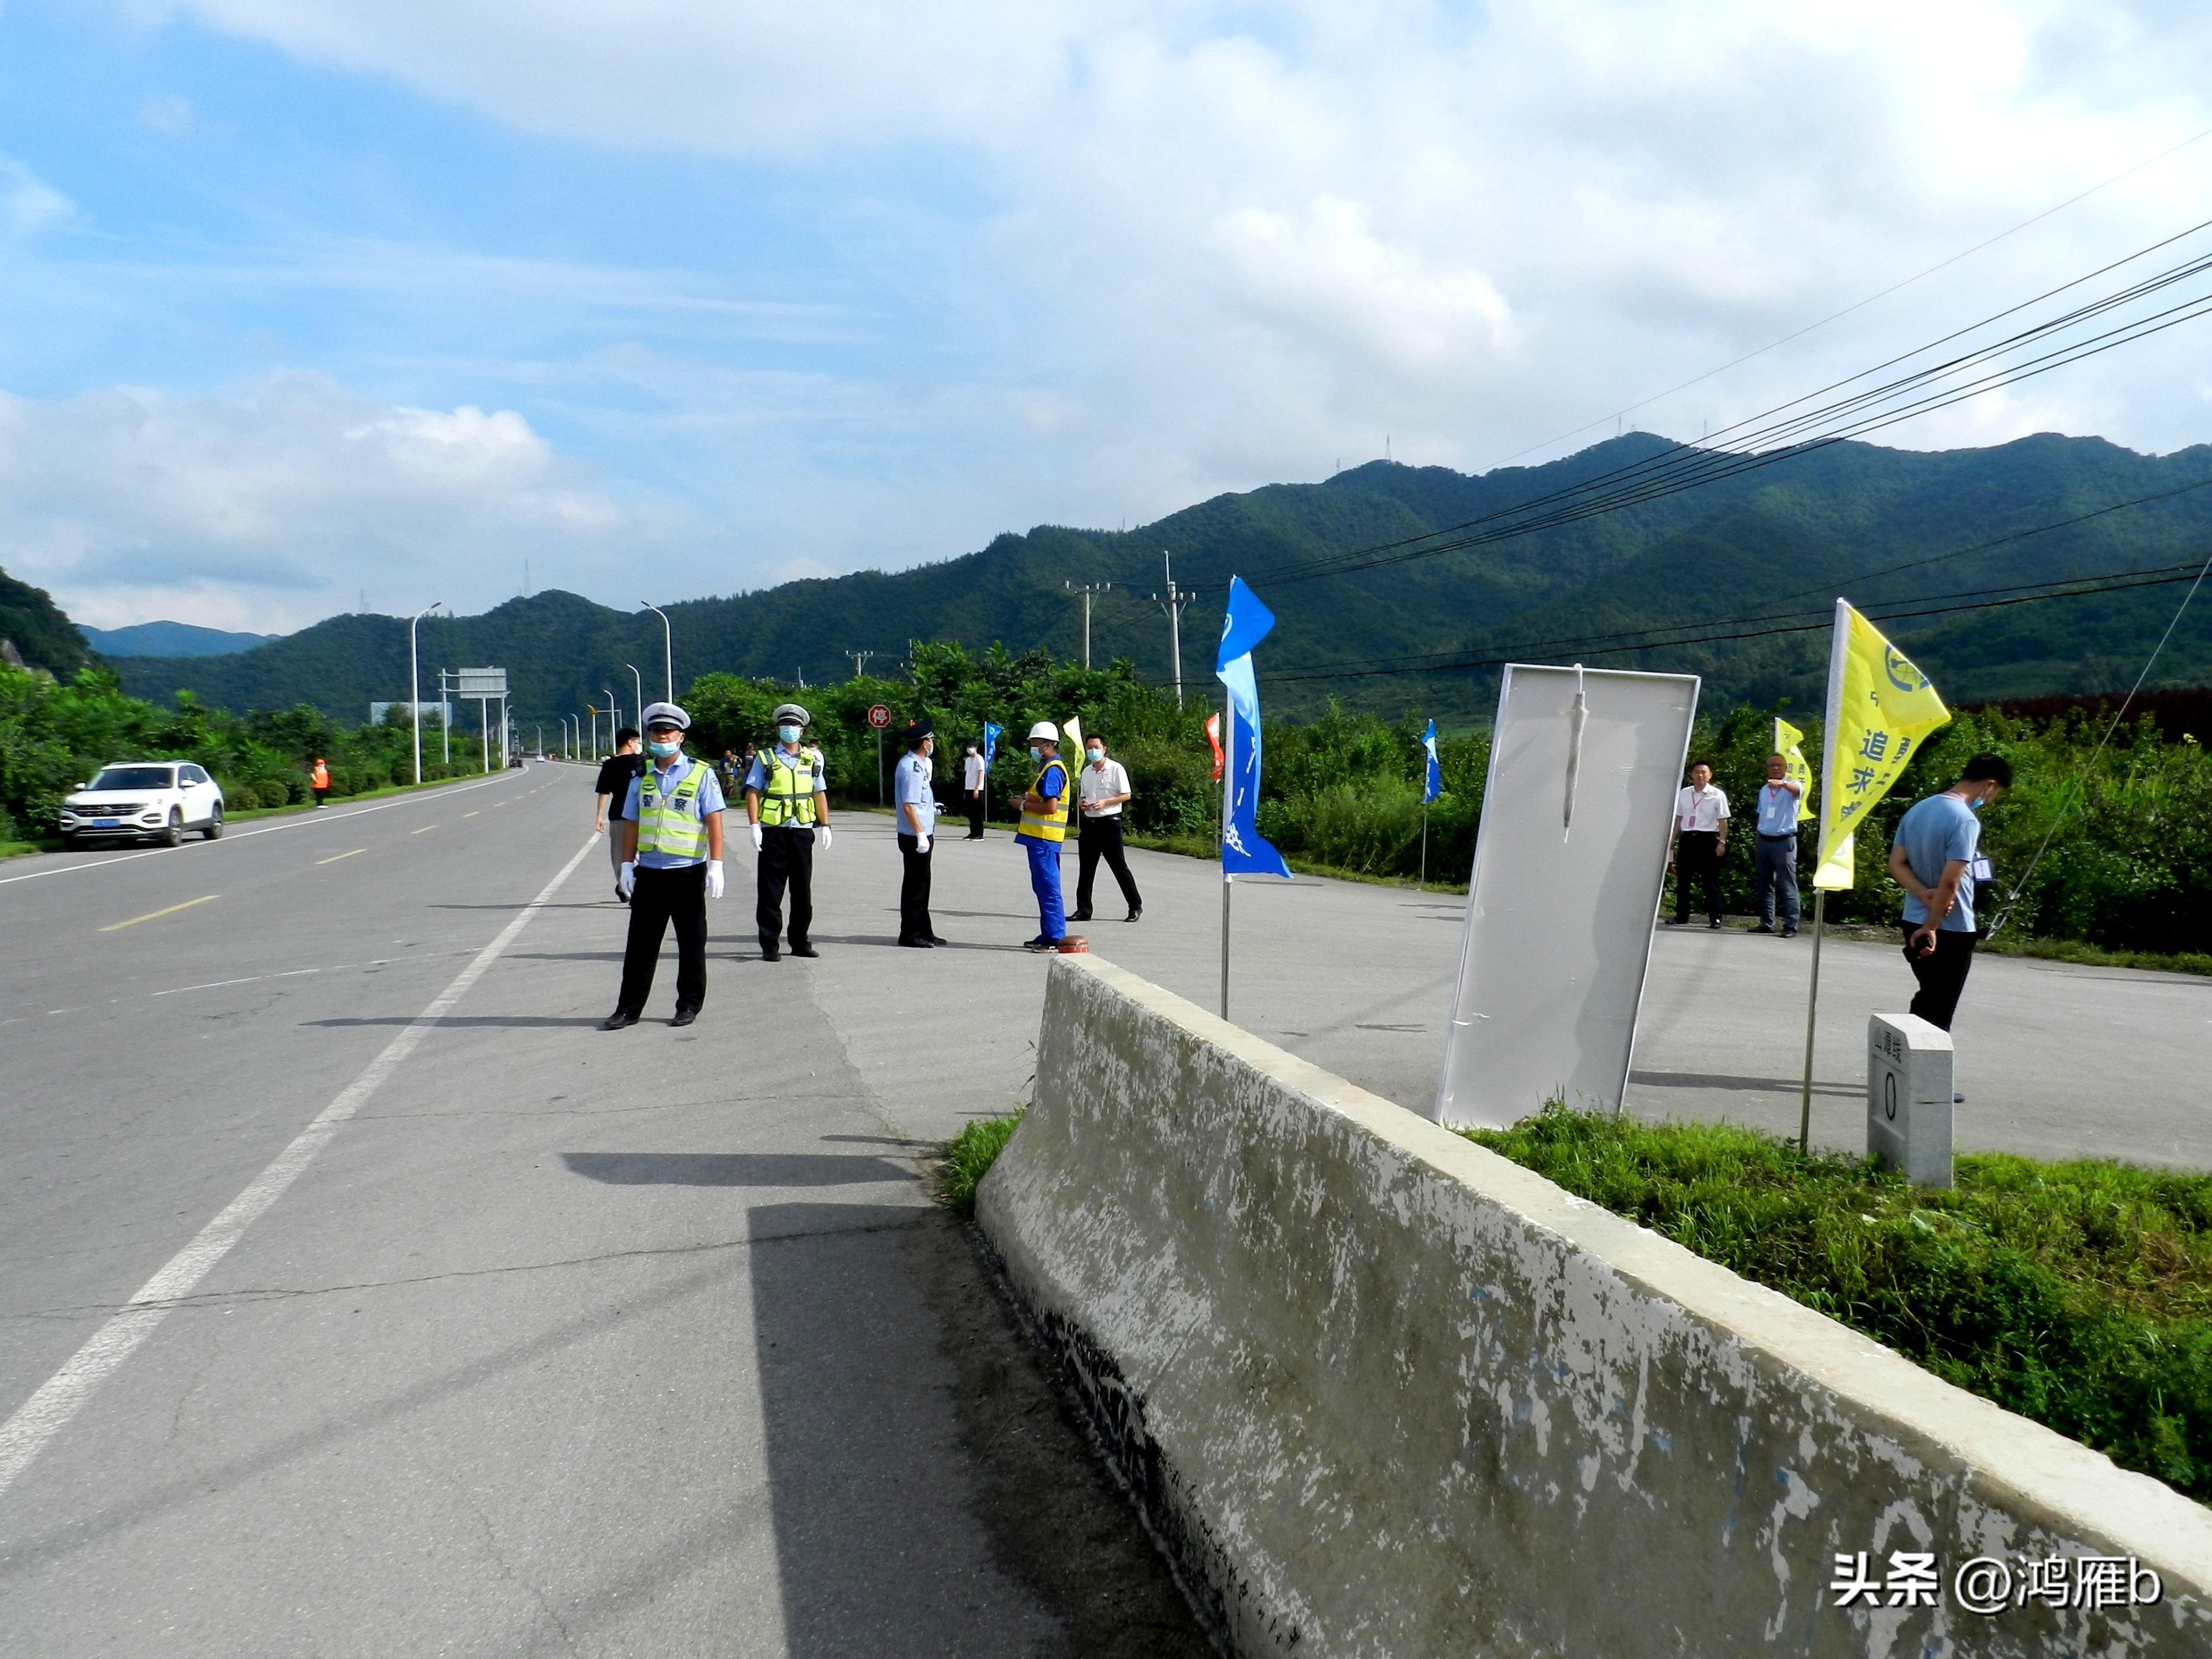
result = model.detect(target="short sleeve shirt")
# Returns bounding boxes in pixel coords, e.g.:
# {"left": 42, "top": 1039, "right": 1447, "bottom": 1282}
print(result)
{"left": 1893, "top": 792, "right": 1982, "bottom": 931}
{"left": 1674, "top": 785, "right": 1729, "bottom": 832}
{"left": 594, "top": 753, "right": 643, "bottom": 799}
{"left": 894, "top": 752, "right": 937, "bottom": 836}
{"left": 1078, "top": 757, "right": 1131, "bottom": 817}
{"left": 618, "top": 757, "right": 726, "bottom": 869}
{"left": 963, "top": 753, "right": 987, "bottom": 790}
{"left": 1755, "top": 783, "right": 1801, "bottom": 837}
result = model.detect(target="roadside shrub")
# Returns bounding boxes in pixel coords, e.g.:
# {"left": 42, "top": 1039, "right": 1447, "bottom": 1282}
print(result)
{"left": 938, "top": 1112, "right": 1025, "bottom": 1217}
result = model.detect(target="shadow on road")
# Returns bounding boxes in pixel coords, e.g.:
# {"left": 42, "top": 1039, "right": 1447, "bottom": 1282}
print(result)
{"left": 301, "top": 1015, "right": 608, "bottom": 1028}
{"left": 560, "top": 1152, "right": 915, "bottom": 1188}
{"left": 1632, "top": 1069, "right": 1859, "bottom": 1098}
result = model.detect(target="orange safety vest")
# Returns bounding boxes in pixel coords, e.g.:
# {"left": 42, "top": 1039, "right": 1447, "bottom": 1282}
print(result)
{"left": 311, "top": 763, "right": 331, "bottom": 789}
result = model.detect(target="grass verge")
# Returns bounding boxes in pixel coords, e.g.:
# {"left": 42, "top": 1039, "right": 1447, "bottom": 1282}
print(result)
{"left": 1982, "top": 933, "right": 2212, "bottom": 977}
{"left": 1467, "top": 1106, "right": 2212, "bottom": 1503}
{"left": 938, "top": 1112, "right": 1025, "bottom": 1218}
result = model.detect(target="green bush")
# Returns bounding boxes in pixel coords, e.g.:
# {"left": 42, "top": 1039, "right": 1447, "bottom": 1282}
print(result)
{"left": 1469, "top": 1106, "right": 2212, "bottom": 1502}
{"left": 937, "top": 1112, "right": 1025, "bottom": 1216}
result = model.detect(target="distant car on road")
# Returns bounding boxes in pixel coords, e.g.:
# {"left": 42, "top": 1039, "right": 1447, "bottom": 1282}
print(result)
{"left": 59, "top": 763, "right": 225, "bottom": 847}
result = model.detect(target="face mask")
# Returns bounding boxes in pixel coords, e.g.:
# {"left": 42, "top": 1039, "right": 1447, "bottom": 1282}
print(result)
{"left": 1029, "top": 746, "right": 1042, "bottom": 763}
{"left": 778, "top": 725, "right": 802, "bottom": 744}
{"left": 1087, "top": 748, "right": 1103, "bottom": 762}
{"left": 1969, "top": 793, "right": 1987, "bottom": 812}
{"left": 647, "top": 738, "right": 681, "bottom": 759}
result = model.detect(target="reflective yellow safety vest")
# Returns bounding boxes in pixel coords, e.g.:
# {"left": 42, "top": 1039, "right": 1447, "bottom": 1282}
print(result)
{"left": 756, "top": 745, "right": 822, "bottom": 827}
{"left": 1017, "top": 757, "right": 1068, "bottom": 843}
{"left": 635, "top": 758, "right": 711, "bottom": 861}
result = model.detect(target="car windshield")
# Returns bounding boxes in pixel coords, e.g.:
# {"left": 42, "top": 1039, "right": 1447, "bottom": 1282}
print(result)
{"left": 88, "top": 766, "right": 176, "bottom": 791}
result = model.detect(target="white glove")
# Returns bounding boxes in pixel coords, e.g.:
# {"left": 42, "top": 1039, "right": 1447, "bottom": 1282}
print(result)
{"left": 705, "top": 860, "right": 725, "bottom": 899}
{"left": 616, "top": 860, "right": 635, "bottom": 899}
{"left": 916, "top": 834, "right": 931, "bottom": 854}
{"left": 750, "top": 822, "right": 764, "bottom": 852}
{"left": 817, "top": 825, "right": 832, "bottom": 850}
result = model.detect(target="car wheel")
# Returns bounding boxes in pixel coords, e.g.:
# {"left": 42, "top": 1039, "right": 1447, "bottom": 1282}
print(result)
{"left": 202, "top": 805, "right": 224, "bottom": 841}
{"left": 160, "top": 809, "right": 183, "bottom": 848}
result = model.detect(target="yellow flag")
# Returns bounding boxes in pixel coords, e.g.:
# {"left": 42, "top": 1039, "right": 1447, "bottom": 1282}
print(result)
{"left": 1062, "top": 716, "right": 1084, "bottom": 756}
{"left": 1815, "top": 602, "right": 1949, "bottom": 886}
{"left": 1773, "top": 716, "right": 1814, "bottom": 822}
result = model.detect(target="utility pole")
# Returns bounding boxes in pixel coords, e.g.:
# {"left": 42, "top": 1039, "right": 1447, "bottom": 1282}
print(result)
{"left": 843, "top": 649, "right": 877, "bottom": 682}
{"left": 1065, "top": 580, "right": 1111, "bottom": 669}
{"left": 1150, "top": 552, "right": 1193, "bottom": 708}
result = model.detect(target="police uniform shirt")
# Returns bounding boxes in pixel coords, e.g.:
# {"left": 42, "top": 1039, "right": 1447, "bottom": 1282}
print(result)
{"left": 744, "top": 745, "right": 826, "bottom": 799}
{"left": 1674, "top": 785, "right": 1729, "bottom": 832}
{"left": 618, "top": 757, "right": 726, "bottom": 868}
{"left": 895, "top": 751, "right": 937, "bottom": 837}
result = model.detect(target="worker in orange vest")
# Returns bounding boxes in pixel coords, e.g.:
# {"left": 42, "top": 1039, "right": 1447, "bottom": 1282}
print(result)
{"left": 311, "top": 758, "right": 331, "bottom": 809}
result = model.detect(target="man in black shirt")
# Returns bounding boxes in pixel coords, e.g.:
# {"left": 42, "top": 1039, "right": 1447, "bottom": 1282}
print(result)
{"left": 593, "top": 727, "right": 644, "bottom": 903}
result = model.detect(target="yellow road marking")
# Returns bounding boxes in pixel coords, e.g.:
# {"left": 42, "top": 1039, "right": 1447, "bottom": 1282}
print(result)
{"left": 316, "top": 849, "right": 366, "bottom": 866}
{"left": 412, "top": 825, "right": 436, "bottom": 835}
{"left": 101, "top": 895, "right": 218, "bottom": 933}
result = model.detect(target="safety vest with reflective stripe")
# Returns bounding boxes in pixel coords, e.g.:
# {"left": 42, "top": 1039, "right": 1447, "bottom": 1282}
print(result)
{"left": 756, "top": 746, "right": 822, "bottom": 827}
{"left": 636, "top": 758, "right": 711, "bottom": 861}
{"left": 1017, "top": 757, "right": 1068, "bottom": 843}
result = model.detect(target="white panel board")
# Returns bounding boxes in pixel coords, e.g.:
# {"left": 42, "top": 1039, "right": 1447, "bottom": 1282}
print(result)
{"left": 453, "top": 667, "right": 508, "bottom": 697}
{"left": 1430, "top": 664, "right": 1698, "bottom": 1129}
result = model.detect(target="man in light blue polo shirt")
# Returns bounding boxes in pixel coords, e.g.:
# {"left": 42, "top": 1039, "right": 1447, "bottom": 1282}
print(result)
{"left": 1887, "top": 752, "right": 2012, "bottom": 1031}
{"left": 1751, "top": 752, "right": 1803, "bottom": 937}
{"left": 603, "top": 701, "right": 725, "bottom": 1030}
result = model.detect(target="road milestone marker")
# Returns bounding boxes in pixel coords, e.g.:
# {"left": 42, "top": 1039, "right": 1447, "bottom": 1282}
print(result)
{"left": 1867, "top": 1012, "right": 1955, "bottom": 1187}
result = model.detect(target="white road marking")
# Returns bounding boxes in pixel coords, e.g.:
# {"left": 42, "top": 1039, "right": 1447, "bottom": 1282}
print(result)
{"left": 315, "top": 849, "right": 366, "bottom": 866}
{"left": 0, "top": 769, "right": 527, "bottom": 887}
{"left": 150, "top": 968, "right": 322, "bottom": 998}
{"left": 0, "top": 831, "right": 598, "bottom": 1500}
{"left": 99, "top": 895, "right": 218, "bottom": 933}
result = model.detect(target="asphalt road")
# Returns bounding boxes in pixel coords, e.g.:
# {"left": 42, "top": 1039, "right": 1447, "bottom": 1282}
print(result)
{"left": 4, "top": 762, "right": 2207, "bottom": 1653}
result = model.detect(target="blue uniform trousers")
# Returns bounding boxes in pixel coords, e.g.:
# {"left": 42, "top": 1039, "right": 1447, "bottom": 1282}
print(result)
{"left": 1022, "top": 837, "right": 1064, "bottom": 942}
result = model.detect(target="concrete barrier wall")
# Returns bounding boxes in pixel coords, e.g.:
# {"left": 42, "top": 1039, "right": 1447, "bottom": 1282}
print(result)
{"left": 977, "top": 954, "right": 2212, "bottom": 1658}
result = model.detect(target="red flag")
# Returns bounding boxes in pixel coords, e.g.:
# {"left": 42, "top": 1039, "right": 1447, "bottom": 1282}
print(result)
{"left": 1204, "top": 712, "right": 1223, "bottom": 781}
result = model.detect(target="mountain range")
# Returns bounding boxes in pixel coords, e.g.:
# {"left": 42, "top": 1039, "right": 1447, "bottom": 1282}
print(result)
{"left": 79, "top": 621, "right": 280, "bottom": 657}
{"left": 36, "top": 431, "right": 2212, "bottom": 728}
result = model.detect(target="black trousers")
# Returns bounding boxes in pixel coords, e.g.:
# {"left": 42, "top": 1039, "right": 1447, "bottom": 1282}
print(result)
{"left": 617, "top": 863, "right": 707, "bottom": 1014}
{"left": 897, "top": 832, "right": 934, "bottom": 941}
{"left": 1901, "top": 925, "right": 1977, "bottom": 1031}
{"left": 1673, "top": 830, "right": 1723, "bottom": 922}
{"left": 757, "top": 825, "right": 813, "bottom": 950}
{"left": 963, "top": 789, "right": 986, "bottom": 838}
{"left": 1074, "top": 815, "right": 1142, "bottom": 915}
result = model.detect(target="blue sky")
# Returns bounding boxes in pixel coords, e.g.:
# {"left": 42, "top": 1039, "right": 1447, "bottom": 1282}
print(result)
{"left": 5, "top": 1, "right": 2212, "bottom": 632}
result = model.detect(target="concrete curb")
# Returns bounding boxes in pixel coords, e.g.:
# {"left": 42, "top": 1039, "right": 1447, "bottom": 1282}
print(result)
{"left": 978, "top": 953, "right": 2212, "bottom": 1658}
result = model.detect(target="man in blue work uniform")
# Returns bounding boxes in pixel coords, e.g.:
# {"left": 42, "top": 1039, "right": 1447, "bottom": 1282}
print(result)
{"left": 1015, "top": 720, "right": 1068, "bottom": 952}
{"left": 1887, "top": 752, "right": 2013, "bottom": 1032}
{"left": 604, "top": 702, "right": 725, "bottom": 1030}
{"left": 745, "top": 702, "right": 831, "bottom": 961}
{"left": 894, "top": 719, "right": 947, "bottom": 947}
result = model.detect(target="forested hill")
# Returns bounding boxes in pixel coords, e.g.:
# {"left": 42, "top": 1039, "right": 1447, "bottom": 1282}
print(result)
{"left": 110, "top": 431, "right": 2212, "bottom": 727}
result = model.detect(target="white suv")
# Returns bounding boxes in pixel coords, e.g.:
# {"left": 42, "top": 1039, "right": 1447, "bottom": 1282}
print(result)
{"left": 60, "top": 763, "right": 226, "bottom": 847}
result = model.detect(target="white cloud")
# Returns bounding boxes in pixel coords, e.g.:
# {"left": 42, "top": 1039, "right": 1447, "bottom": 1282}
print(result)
{"left": 73, "top": 1, "right": 2212, "bottom": 615}
{"left": 140, "top": 93, "right": 196, "bottom": 135}
{"left": 0, "top": 373, "right": 643, "bottom": 630}
{"left": 1, "top": 157, "right": 72, "bottom": 238}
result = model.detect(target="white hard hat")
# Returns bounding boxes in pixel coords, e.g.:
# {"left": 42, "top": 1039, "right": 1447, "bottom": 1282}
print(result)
{"left": 1027, "top": 720, "right": 1061, "bottom": 743}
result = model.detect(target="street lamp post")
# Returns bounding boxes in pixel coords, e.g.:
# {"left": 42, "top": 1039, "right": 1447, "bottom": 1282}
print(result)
{"left": 409, "top": 602, "right": 442, "bottom": 784}
{"left": 625, "top": 663, "right": 644, "bottom": 722}
{"left": 640, "top": 602, "right": 673, "bottom": 701}
{"left": 604, "top": 689, "right": 621, "bottom": 748}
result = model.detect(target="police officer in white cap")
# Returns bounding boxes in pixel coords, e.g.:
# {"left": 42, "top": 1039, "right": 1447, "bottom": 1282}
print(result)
{"left": 744, "top": 701, "right": 831, "bottom": 960}
{"left": 604, "top": 701, "right": 724, "bottom": 1029}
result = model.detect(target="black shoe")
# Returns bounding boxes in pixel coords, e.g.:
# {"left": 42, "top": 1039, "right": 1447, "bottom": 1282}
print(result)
{"left": 600, "top": 1009, "right": 640, "bottom": 1031}
{"left": 790, "top": 942, "right": 819, "bottom": 958}
{"left": 760, "top": 944, "right": 780, "bottom": 961}
{"left": 1708, "top": 919, "right": 1723, "bottom": 929}
{"left": 1664, "top": 917, "right": 1686, "bottom": 926}
{"left": 1782, "top": 926, "right": 1799, "bottom": 938}
{"left": 1024, "top": 937, "right": 1060, "bottom": 953}
{"left": 898, "top": 937, "right": 933, "bottom": 948}
{"left": 670, "top": 1006, "right": 699, "bottom": 1027}
{"left": 1125, "top": 906, "right": 1142, "bottom": 922}
{"left": 1752, "top": 924, "right": 1775, "bottom": 934}
{"left": 924, "top": 934, "right": 952, "bottom": 946}
{"left": 1067, "top": 911, "right": 1093, "bottom": 923}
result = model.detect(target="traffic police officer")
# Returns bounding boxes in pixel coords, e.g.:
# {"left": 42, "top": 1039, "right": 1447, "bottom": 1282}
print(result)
{"left": 745, "top": 702, "right": 831, "bottom": 960}
{"left": 895, "top": 719, "right": 945, "bottom": 947}
{"left": 603, "top": 701, "right": 724, "bottom": 1029}
{"left": 1016, "top": 719, "right": 1068, "bottom": 951}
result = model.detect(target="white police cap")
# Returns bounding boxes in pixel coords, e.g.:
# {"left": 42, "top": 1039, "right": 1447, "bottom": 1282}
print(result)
{"left": 639, "top": 701, "right": 690, "bottom": 732}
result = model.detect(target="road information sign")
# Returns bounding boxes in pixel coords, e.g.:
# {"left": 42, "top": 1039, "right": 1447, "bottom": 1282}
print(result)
{"left": 866, "top": 704, "right": 892, "bottom": 729}
{"left": 454, "top": 668, "right": 508, "bottom": 698}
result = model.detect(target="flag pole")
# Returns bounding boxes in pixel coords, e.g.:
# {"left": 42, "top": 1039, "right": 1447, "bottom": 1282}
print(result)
{"left": 1797, "top": 887, "right": 1825, "bottom": 1152}
{"left": 1220, "top": 695, "right": 1234, "bottom": 1020}
{"left": 1419, "top": 806, "right": 1429, "bottom": 887}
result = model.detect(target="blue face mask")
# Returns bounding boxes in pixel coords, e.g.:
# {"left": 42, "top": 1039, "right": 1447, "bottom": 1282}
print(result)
{"left": 778, "top": 724, "right": 802, "bottom": 745}
{"left": 1968, "top": 794, "right": 1987, "bottom": 812}
{"left": 1029, "top": 746, "right": 1042, "bottom": 763}
{"left": 647, "top": 738, "right": 681, "bottom": 759}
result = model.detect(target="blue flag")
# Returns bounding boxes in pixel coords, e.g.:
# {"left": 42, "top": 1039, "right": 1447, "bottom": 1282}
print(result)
{"left": 981, "top": 721, "right": 1002, "bottom": 767}
{"left": 1215, "top": 576, "right": 1291, "bottom": 879}
{"left": 1423, "top": 719, "right": 1442, "bottom": 804}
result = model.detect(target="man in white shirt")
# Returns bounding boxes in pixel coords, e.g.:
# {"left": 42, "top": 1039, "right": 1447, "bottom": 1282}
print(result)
{"left": 960, "top": 741, "right": 987, "bottom": 839}
{"left": 1666, "top": 761, "right": 1730, "bottom": 928}
{"left": 1069, "top": 734, "right": 1143, "bottom": 924}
